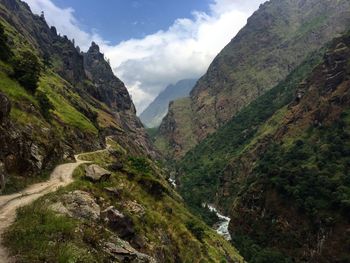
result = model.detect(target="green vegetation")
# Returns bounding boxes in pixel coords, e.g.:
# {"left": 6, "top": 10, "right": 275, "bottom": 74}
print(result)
{"left": 4, "top": 140, "right": 243, "bottom": 262}
{"left": 4, "top": 196, "right": 108, "bottom": 263}
{"left": 178, "top": 49, "right": 324, "bottom": 222}
{"left": 11, "top": 50, "right": 42, "bottom": 93}
{"left": 38, "top": 74, "right": 98, "bottom": 134}
{"left": 155, "top": 97, "right": 197, "bottom": 158}
{"left": 146, "top": 127, "right": 158, "bottom": 141}
{"left": 36, "top": 90, "right": 54, "bottom": 120}
{"left": 231, "top": 113, "right": 350, "bottom": 262}
{"left": 0, "top": 23, "right": 11, "bottom": 61}
{"left": 258, "top": 117, "right": 350, "bottom": 219}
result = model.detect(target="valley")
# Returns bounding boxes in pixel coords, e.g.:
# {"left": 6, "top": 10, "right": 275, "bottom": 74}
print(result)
{"left": 0, "top": 0, "right": 350, "bottom": 262}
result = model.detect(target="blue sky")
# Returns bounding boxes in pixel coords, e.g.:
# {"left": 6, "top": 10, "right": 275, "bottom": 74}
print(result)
{"left": 51, "top": 0, "right": 211, "bottom": 44}
{"left": 25, "top": 0, "right": 265, "bottom": 113}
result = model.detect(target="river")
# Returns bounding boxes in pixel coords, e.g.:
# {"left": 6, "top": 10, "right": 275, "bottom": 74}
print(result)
{"left": 206, "top": 204, "right": 232, "bottom": 241}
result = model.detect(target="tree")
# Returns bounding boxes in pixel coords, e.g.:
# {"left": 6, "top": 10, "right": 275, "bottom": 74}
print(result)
{"left": 36, "top": 90, "right": 53, "bottom": 120}
{"left": 0, "top": 23, "right": 11, "bottom": 61}
{"left": 12, "top": 50, "right": 42, "bottom": 93}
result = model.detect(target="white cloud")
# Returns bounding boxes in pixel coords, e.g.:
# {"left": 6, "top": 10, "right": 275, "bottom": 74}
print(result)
{"left": 23, "top": 0, "right": 265, "bottom": 113}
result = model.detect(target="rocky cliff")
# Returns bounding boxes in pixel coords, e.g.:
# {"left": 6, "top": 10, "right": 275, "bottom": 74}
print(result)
{"left": 0, "top": 0, "right": 155, "bottom": 193}
{"left": 156, "top": 0, "right": 350, "bottom": 159}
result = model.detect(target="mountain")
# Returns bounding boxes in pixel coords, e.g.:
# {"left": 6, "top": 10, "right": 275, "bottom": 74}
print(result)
{"left": 0, "top": 0, "right": 157, "bottom": 193}
{"left": 140, "top": 79, "right": 197, "bottom": 128}
{"left": 156, "top": 0, "right": 350, "bottom": 159}
{"left": 0, "top": 0, "right": 243, "bottom": 261}
{"left": 177, "top": 28, "right": 350, "bottom": 263}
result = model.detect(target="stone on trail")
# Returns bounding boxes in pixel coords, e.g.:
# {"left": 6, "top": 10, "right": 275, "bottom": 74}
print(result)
{"left": 85, "top": 164, "right": 111, "bottom": 182}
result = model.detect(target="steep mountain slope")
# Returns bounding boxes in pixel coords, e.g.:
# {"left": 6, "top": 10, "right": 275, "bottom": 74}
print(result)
{"left": 0, "top": 0, "right": 156, "bottom": 193}
{"left": 140, "top": 79, "right": 197, "bottom": 128}
{"left": 178, "top": 32, "right": 350, "bottom": 262}
{"left": 0, "top": 0, "right": 244, "bottom": 261}
{"left": 156, "top": 0, "right": 350, "bottom": 159}
{"left": 224, "top": 32, "right": 350, "bottom": 263}
{"left": 2, "top": 138, "right": 243, "bottom": 262}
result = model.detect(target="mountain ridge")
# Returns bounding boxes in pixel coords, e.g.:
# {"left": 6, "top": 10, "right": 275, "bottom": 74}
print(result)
{"left": 140, "top": 79, "right": 197, "bottom": 128}
{"left": 156, "top": 0, "right": 350, "bottom": 159}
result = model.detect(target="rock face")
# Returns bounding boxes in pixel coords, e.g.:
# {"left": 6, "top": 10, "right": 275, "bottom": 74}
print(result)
{"left": 50, "top": 191, "right": 101, "bottom": 221}
{"left": 156, "top": 0, "right": 350, "bottom": 159}
{"left": 85, "top": 164, "right": 111, "bottom": 182}
{"left": 156, "top": 98, "right": 198, "bottom": 159}
{"left": 140, "top": 79, "right": 197, "bottom": 128}
{"left": 101, "top": 206, "right": 136, "bottom": 240}
{"left": 83, "top": 42, "right": 134, "bottom": 112}
{"left": 49, "top": 193, "right": 156, "bottom": 262}
{"left": 103, "top": 240, "right": 156, "bottom": 263}
{"left": 82, "top": 41, "right": 157, "bottom": 159}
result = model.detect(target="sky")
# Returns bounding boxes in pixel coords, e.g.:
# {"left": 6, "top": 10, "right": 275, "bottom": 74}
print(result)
{"left": 24, "top": 0, "right": 266, "bottom": 114}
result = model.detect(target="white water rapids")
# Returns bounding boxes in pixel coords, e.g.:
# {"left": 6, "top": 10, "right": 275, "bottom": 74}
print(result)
{"left": 205, "top": 204, "right": 232, "bottom": 241}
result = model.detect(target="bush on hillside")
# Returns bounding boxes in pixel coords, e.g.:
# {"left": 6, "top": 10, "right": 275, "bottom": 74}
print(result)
{"left": 36, "top": 90, "right": 54, "bottom": 119}
{"left": 12, "top": 50, "right": 41, "bottom": 93}
{"left": 0, "top": 23, "right": 12, "bottom": 61}
{"left": 185, "top": 220, "right": 205, "bottom": 241}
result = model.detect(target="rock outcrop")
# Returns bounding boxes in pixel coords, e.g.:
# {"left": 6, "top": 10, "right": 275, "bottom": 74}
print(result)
{"left": 50, "top": 190, "right": 101, "bottom": 221}
{"left": 49, "top": 191, "right": 157, "bottom": 263}
{"left": 103, "top": 240, "right": 156, "bottom": 263}
{"left": 85, "top": 164, "right": 111, "bottom": 182}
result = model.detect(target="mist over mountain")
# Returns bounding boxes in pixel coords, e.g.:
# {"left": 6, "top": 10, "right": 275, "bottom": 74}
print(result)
{"left": 140, "top": 79, "right": 197, "bottom": 128}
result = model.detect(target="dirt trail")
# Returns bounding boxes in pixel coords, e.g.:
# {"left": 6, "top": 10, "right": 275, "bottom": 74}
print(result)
{"left": 0, "top": 143, "right": 110, "bottom": 262}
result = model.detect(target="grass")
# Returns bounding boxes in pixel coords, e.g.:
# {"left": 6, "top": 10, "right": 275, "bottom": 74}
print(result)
{"left": 4, "top": 138, "right": 244, "bottom": 263}
{"left": 0, "top": 71, "right": 37, "bottom": 105}
{"left": 38, "top": 73, "right": 98, "bottom": 135}
{"left": 4, "top": 202, "right": 102, "bottom": 263}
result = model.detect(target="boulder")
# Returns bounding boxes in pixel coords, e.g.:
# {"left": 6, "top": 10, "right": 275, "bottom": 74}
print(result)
{"left": 85, "top": 164, "right": 111, "bottom": 182}
{"left": 0, "top": 92, "right": 11, "bottom": 124}
{"left": 103, "top": 241, "right": 156, "bottom": 263}
{"left": 108, "top": 160, "right": 124, "bottom": 171}
{"left": 122, "top": 200, "right": 145, "bottom": 216}
{"left": 104, "top": 187, "right": 121, "bottom": 198}
{"left": 50, "top": 190, "right": 101, "bottom": 221}
{"left": 101, "top": 206, "right": 135, "bottom": 239}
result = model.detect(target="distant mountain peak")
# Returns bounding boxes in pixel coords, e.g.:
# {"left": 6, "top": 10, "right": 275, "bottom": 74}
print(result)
{"left": 140, "top": 78, "right": 197, "bottom": 128}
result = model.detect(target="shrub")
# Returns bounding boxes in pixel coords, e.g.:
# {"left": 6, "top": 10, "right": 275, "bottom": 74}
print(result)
{"left": 36, "top": 90, "right": 54, "bottom": 119}
{"left": 129, "top": 157, "right": 151, "bottom": 173}
{"left": 185, "top": 220, "right": 205, "bottom": 241}
{"left": 11, "top": 50, "right": 41, "bottom": 93}
{"left": 137, "top": 176, "right": 168, "bottom": 198}
{"left": 0, "top": 23, "right": 12, "bottom": 61}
